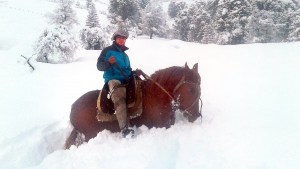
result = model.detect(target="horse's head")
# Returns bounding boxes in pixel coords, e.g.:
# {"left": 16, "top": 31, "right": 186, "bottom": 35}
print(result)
{"left": 173, "top": 63, "right": 202, "bottom": 122}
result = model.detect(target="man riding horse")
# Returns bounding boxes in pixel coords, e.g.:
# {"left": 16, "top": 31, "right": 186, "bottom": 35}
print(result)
{"left": 96, "top": 29, "right": 137, "bottom": 138}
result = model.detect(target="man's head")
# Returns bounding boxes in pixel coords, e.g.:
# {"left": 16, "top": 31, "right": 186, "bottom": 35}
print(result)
{"left": 111, "top": 29, "right": 129, "bottom": 41}
{"left": 112, "top": 29, "right": 129, "bottom": 47}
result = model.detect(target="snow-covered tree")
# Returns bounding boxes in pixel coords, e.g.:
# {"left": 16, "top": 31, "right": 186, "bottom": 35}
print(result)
{"left": 108, "top": 0, "right": 140, "bottom": 25}
{"left": 35, "top": 25, "right": 78, "bottom": 63}
{"left": 141, "top": 1, "right": 168, "bottom": 39}
{"left": 80, "top": 1, "right": 109, "bottom": 50}
{"left": 172, "top": 1, "right": 215, "bottom": 43}
{"left": 172, "top": 1, "right": 190, "bottom": 41}
{"left": 170, "top": 0, "right": 300, "bottom": 44}
{"left": 287, "top": 1, "right": 300, "bottom": 41}
{"left": 214, "top": 0, "right": 252, "bottom": 45}
{"left": 187, "top": 1, "right": 212, "bottom": 43}
{"left": 86, "top": 0, "right": 92, "bottom": 9}
{"left": 75, "top": 0, "right": 84, "bottom": 9}
{"left": 34, "top": 0, "right": 78, "bottom": 63}
{"left": 47, "top": 0, "right": 78, "bottom": 28}
{"left": 168, "top": 1, "right": 187, "bottom": 18}
{"left": 138, "top": 0, "right": 150, "bottom": 9}
{"left": 201, "top": 23, "right": 216, "bottom": 44}
{"left": 86, "top": 2, "right": 100, "bottom": 28}
{"left": 247, "top": 11, "right": 277, "bottom": 43}
{"left": 289, "top": 14, "right": 300, "bottom": 41}
{"left": 80, "top": 27, "right": 109, "bottom": 50}
{"left": 247, "top": 0, "right": 294, "bottom": 43}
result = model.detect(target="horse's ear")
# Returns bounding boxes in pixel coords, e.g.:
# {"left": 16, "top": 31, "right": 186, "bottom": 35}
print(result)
{"left": 193, "top": 63, "right": 198, "bottom": 71}
{"left": 185, "top": 62, "right": 190, "bottom": 69}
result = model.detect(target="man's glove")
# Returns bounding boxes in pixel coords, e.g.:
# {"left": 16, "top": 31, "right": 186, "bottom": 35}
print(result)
{"left": 108, "top": 56, "right": 116, "bottom": 64}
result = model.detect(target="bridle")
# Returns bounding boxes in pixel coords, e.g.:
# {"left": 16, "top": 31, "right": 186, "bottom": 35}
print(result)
{"left": 112, "top": 64, "right": 203, "bottom": 119}
{"left": 173, "top": 75, "right": 202, "bottom": 118}
{"left": 140, "top": 70, "right": 202, "bottom": 119}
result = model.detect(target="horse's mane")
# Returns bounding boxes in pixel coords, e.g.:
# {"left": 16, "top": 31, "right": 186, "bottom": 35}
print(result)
{"left": 151, "top": 66, "right": 184, "bottom": 83}
{"left": 148, "top": 66, "right": 186, "bottom": 93}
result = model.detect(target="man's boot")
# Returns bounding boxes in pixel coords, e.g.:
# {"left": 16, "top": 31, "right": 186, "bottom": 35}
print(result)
{"left": 121, "top": 126, "right": 135, "bottom": 138}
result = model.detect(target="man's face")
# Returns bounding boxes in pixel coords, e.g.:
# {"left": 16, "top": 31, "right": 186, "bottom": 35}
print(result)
{"left": 115, "top": 36, "right": 126, "bottom": 46}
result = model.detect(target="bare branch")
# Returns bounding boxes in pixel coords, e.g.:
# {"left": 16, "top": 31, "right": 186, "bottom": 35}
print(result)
{"left": 21, "top": 55, "right": 35, "bottom": 71}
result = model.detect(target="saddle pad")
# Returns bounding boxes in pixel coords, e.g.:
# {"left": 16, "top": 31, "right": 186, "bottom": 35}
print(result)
{"left": 96, "top": 79, "right": 143, "bottom": 122}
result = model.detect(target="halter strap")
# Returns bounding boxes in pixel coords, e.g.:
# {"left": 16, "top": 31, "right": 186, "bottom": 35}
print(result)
{"left": 139, "top": 70, "right": 175, "bottom": 100}
{"left": 139, "top": 69, "right": 202, "bottom": 117}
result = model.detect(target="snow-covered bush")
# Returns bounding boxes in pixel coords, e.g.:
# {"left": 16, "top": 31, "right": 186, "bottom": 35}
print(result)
{"left": 34, "top": 25, "right": 78, "bottom": 63}
{"left": 80, "top": 27, "right": 109, "bottom": 50}
{"left": 79, "top": 0, "right": 109, "bottom": 50}
{"left": 34, "top": 0, "right": 78, "bottom": 63}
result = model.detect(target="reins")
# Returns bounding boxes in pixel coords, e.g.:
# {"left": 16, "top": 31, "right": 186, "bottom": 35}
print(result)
{"left": 111, "top": 63, "right": 174, "bottom": 100}
{"left": 139, "top": 69, "right": 202, "bottom": 117}
{"left": 139, "top": 70, "right": 175, "bottom": 100}
{"left": 112, "top": 64, "right": 202, "bottom": 119}
{"left": 113, "top": 63, "right": 130, "bottom": 84}
{"left": 107, "top": 63, "right": 130, "bottom": 97}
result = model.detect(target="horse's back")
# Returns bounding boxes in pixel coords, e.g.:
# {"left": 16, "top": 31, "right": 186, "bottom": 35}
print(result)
{"left": 71, "top": 90, "right": 99, "bottom": 116}
{"left": 70, "top": 90, "right": 100, "bottom": 137}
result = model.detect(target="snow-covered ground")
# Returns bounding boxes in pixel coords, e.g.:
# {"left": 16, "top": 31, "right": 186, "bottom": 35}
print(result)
{"left": 1, "top": 0, "right": 300, "bottom": 169}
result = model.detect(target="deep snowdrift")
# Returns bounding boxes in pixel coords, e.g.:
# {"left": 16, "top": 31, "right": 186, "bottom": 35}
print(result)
{"left": 1, "top": 39, "right": 300, "bottom": 169}
{"left": 0, "top": 0, "right": 299, "bottom": 169}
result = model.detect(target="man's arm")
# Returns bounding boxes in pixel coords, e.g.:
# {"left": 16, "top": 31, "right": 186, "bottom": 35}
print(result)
{"left": 97, "top": 48, "right": 110, "bottom": 71}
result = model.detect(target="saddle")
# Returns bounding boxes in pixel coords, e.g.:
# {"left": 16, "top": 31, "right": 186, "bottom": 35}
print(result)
{"left": 96, "top": 75, "right": 143, "bottom": 122}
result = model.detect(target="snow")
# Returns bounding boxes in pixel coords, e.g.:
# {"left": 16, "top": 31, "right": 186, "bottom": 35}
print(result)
{"left": 1, "top": 0, "right": 300, "bottom": 169}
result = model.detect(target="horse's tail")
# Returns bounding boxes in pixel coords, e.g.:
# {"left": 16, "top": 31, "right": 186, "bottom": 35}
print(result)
{"left": 64, "top": 127, "right": 78, "bottom": 149}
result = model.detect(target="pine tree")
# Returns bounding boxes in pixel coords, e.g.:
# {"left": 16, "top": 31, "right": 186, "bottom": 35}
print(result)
{"left": 141, "top": 1, "right": 167, "bottom": 39}
{"left": 288, "top": 3, "right": 300, "bottom": 41}
{"left": 109, "top": 0, "right": 140, "bottom": 24}
{"left": 138, "top": 0, "right": 150, "bottom": 9}
{"left": 86, "top": 2, "right": 100, "bottom": 28}
{"left": 247, "top": 0, "right": 293, "bottom": 43}
{"left": 75, "top": 1, "right": 84, "bottom": 9}
{"left": 201, "top": 23, "right": 216, "bottom": 44}
{"left": 80, "top": 0, "right": 109, "bottom": 50}
{"left": 214, "top": 0, "right": 251, "bottom": 44}
{"left": 48, "top": 0, "right": 78, "bottom": 28}
{"left": 200, "top": 12, "right": 216, "bottom": 44}
{"left": 187, "top": 1, "right": 211, "bottom": 43}
{"left": 172, "top": 1, "right": 190, "bottom": 41}
{"left": 168, "top": 1, "right": 187, "bottom": 18}
{"left": 86, "top": 0, "right": 92, "bottom": 9}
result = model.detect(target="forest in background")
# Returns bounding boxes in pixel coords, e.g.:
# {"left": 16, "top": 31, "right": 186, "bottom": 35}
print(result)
{"left": 34, "top": 0, "right": 300, "bottom": 63}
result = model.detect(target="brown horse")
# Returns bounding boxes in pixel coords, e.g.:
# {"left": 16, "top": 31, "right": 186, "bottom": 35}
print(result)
{"left": 65, "top": 63, "right": 202, "bottom": 149}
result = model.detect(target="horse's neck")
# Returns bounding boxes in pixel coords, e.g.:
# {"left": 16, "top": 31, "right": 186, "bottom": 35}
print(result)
{"left": 143, "top": 73, "right": 181, "bottom": 104}
{"left": 156, "top": 74, "right": 182, "bottom": 92}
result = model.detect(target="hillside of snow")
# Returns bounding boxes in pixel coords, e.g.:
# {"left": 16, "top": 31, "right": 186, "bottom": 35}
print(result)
{"left": 1, "top": 0, "right": 300, "bottom": 169}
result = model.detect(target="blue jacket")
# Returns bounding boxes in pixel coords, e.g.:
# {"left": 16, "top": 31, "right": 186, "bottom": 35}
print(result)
{"left": 97, "top": 42, "right": 132, "bottom": 84}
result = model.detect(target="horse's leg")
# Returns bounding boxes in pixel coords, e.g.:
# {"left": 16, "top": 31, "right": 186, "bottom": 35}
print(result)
{"left": 64, "top": 128, "right": 78, "bottom": 149}
{"left": 64, "top": 128, "right": 87, "bottom": 149}
{"left": 66, "top": 90, "right": 123, "bottom": 147}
